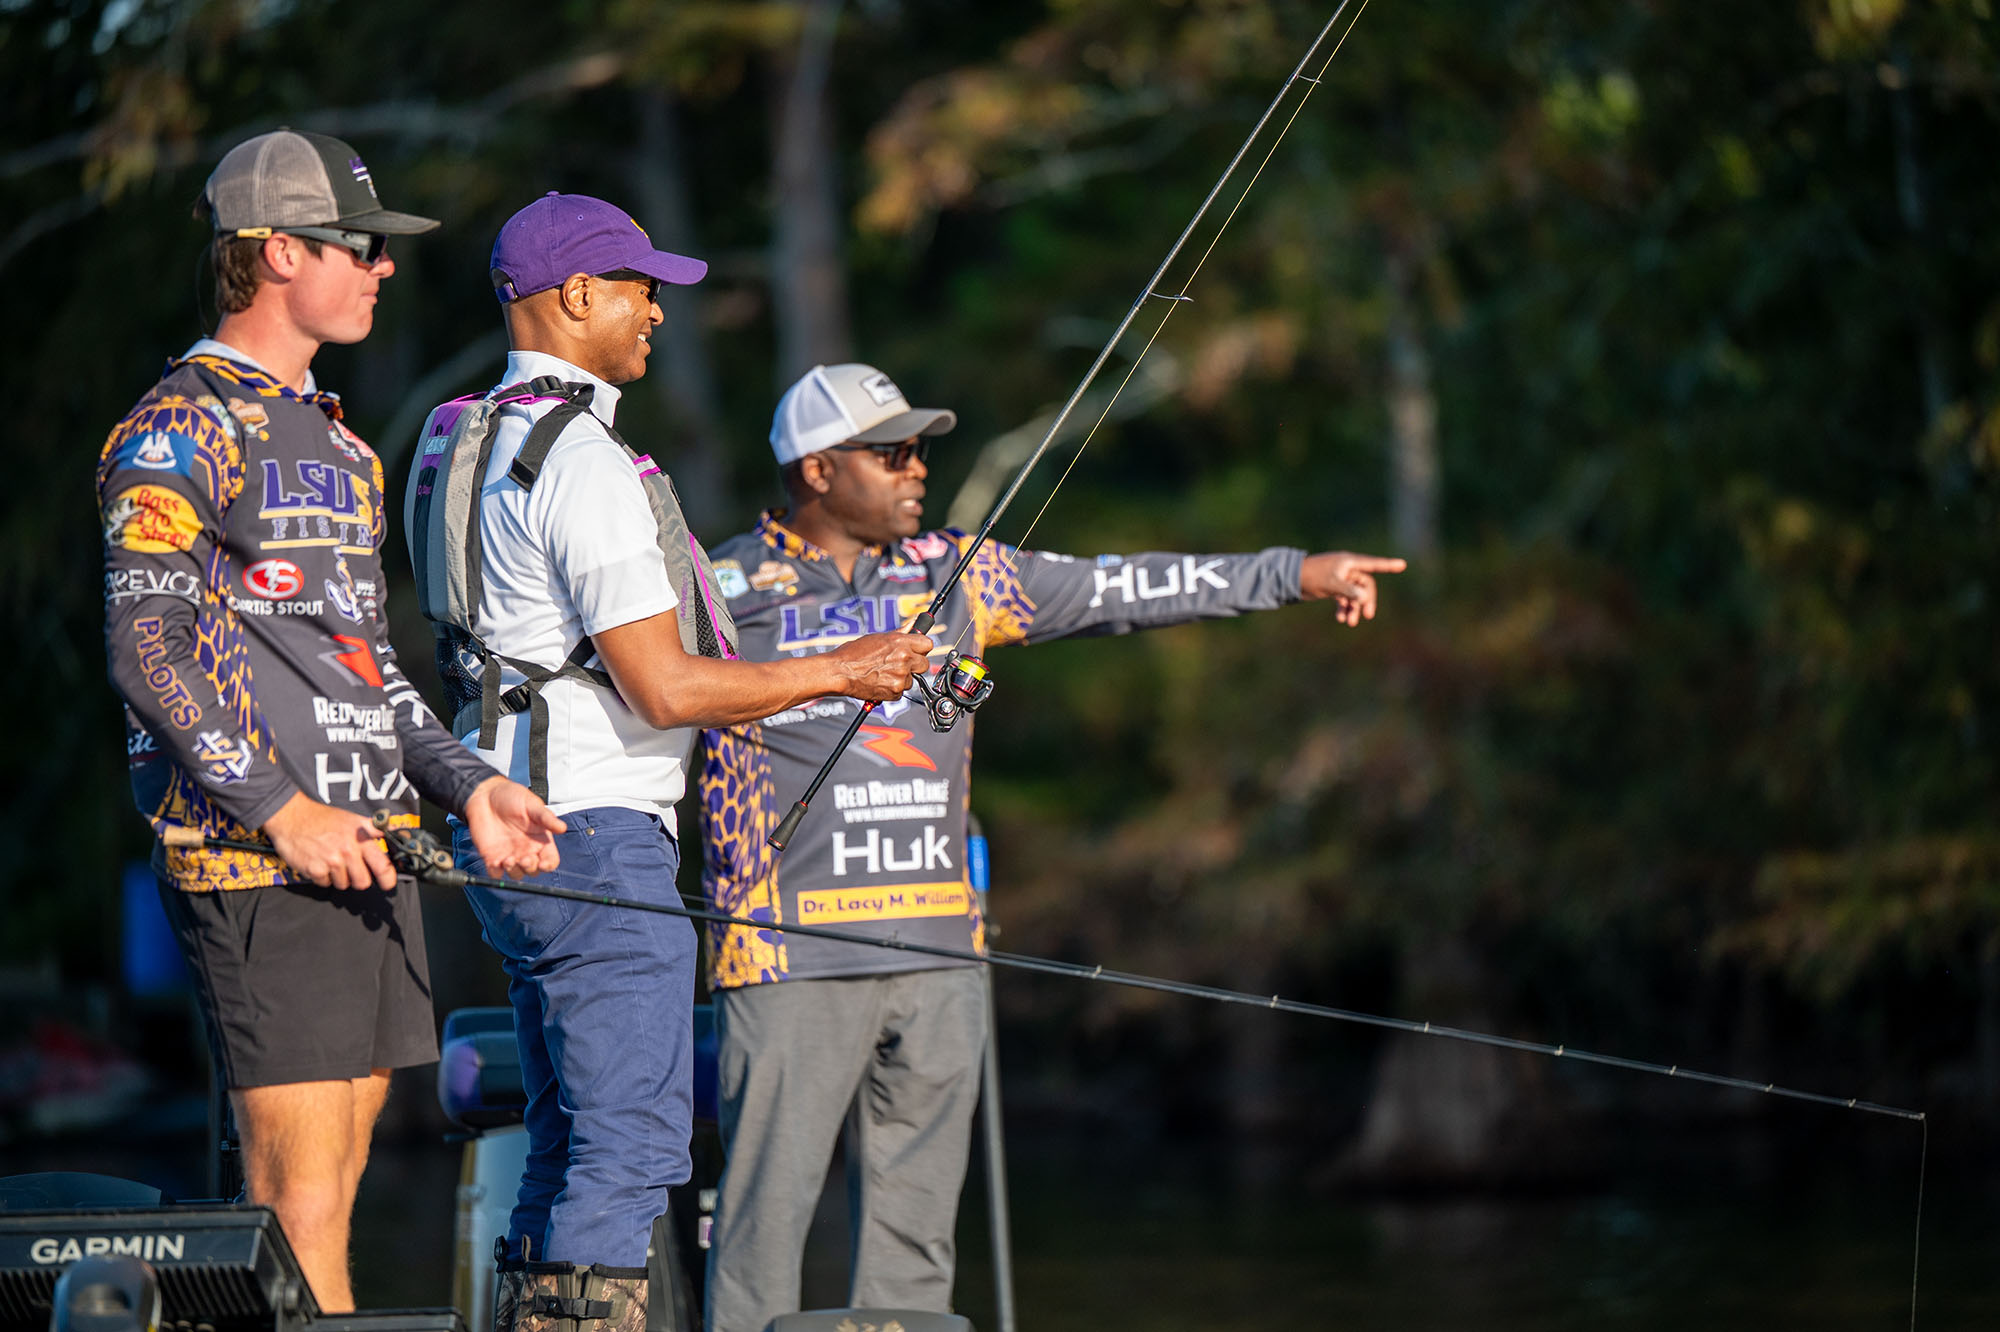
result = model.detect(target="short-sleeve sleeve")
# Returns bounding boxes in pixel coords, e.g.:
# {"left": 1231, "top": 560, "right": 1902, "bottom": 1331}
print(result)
{"left": 534, "top": 434, "right": 679, "bottom": 635}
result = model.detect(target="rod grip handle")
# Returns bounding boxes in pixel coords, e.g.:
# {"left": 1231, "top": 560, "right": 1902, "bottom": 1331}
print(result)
{"left": 911, "top": 610, "right": 936, "bottom": 635}
{"left": 768, "top": 801, "right": 810, "bottom": 851}
{"left": 161, "top": 827, "right": 206, "bottom": 849}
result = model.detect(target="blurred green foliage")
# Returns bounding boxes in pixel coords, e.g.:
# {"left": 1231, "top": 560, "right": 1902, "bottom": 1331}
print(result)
{"left": 5, "top": 0, "right": 1998, "bottom": 1106}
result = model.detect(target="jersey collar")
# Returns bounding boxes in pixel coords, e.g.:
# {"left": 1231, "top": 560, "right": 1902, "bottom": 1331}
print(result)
{"left": 500, "top": 349, "right": 623, "bottom": 428}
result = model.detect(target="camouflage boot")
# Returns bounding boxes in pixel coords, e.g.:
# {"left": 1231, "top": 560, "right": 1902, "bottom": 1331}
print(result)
{"left": 519, "top": 1262, "right": 648, "bottom": 1332}
{"left": 492, "top": 1238, "right": 529, "bottom": 1332}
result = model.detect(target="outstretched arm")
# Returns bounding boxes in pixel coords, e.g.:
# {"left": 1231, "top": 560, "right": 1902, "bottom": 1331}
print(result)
{"left": 962, "top": 539, "right": 1407, "bottom": 647}
{"left": 1298, "top": 551, "right": 1408, "bottom": 626}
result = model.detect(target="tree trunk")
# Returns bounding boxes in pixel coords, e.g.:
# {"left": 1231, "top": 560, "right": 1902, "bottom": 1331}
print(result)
{"left": 1383, "top": 248, "right": 1439, "bottom": 560}
{"left": 1338, "top": 936, "right": 1567, "bottom": 1187}
{"left": 631, "top": 86, "right": 731, "bottom": 524}
{"left": 768, "top": 0, "right": 852, "bottom": 386}
{"left": 1889, "top": 46, "right": 1950, "bottom": 432}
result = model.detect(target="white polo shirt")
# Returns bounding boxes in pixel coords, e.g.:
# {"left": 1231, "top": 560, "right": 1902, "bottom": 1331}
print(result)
{"left": 457, "top": 350, "right": 688, "bottom": 828}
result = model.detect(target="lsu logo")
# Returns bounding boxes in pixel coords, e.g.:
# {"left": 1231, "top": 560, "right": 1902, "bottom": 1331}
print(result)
{"left": 778, "top": 594, "right": 931, "bottom": 653}
{"left": 192, "top": 730, "right": 252, "bottom": 785}
{"left": 103, "top": 485, "right": 200, "bottom": 553}
{"left": 243, "top": 558, "right": 304, "bottom": 600}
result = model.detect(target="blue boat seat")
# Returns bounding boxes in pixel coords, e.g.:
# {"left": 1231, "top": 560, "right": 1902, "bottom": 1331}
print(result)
{"left": 437, "top": 1005, "right": 719, "bottom": 1132}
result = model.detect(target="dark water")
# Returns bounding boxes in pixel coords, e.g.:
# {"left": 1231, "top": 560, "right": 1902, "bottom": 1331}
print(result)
{"left": 11, "top": 1110, "right": 1995, "bottom": 1330}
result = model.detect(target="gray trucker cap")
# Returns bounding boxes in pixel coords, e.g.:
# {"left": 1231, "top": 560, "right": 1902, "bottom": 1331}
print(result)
{"left": 770, "top": 363, "right": 957, "bottom": 465}
{"left": 203, "top": 130, "right": 439, "bottom": 235}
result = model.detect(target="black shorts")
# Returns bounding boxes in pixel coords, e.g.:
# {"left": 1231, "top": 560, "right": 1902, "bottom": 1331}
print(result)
{"left": 160, "top": 877, "right": 439, "bottom": 1088}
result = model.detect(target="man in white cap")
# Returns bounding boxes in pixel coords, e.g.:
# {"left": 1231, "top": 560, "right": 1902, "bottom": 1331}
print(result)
{"left": 97, "top": 130, "right": 565, "bottom": 1311}
{"left": 697, "top": 363, "right": 1407, "bottom": 1329}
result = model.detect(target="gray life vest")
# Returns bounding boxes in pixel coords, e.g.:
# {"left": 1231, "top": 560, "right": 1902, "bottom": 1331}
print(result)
{"left": 403, "top": 375, "right": 739, "bottom": 798}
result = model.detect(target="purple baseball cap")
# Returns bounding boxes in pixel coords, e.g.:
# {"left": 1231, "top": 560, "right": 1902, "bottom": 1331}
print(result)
{"left": 489, "top": 191, "right": 707, "bottom": 303}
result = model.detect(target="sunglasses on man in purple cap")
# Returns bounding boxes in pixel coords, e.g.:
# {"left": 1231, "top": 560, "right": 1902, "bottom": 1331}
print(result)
{"left": 490, "top": 192, "right": 707, "bottom": 304}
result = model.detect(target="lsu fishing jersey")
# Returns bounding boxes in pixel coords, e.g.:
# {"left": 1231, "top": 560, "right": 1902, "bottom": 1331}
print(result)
{"left": 100, "top": 347, "right": 497, "bottom": 890}
{"left": 699, "top": 511, "right": 1305, "bottom": 988}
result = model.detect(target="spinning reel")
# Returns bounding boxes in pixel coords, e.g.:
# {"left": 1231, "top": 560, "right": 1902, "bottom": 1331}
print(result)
{"left": 911, "top": 650, "right": 995, "bottom": 732}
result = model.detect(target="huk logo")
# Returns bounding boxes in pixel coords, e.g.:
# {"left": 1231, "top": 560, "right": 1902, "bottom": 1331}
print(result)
{"left": 1088, "top": 555, "right": 1230, "bottom": 608}
{"left": 829, "top": 826, "right": 953, "bottom": 876}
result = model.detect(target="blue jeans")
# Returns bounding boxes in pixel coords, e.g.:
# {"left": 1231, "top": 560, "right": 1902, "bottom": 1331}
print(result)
{"left": 456, "top": 806, "right": 697, "bottom": 1266}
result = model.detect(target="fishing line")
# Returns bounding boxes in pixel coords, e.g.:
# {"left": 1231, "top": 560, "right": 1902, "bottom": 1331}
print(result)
{"left": 770, "top": 0, "right": 1374, "bottom": 848}
{"left": 959, "top": 0, "right": 1377, "bottom": 645}
{"left": 168, "top": 822, "right": 1931, "bottom": 1321}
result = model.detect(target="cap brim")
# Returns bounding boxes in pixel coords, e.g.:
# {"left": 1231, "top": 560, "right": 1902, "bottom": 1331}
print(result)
{"left": 626, "top": 249, "right": 709, "bottom": 286}
{"left": 341, "top": 208, "right": 441, "bottom": 236}
{"left": 850, "top": 408, "right": 957, "bottom": 444}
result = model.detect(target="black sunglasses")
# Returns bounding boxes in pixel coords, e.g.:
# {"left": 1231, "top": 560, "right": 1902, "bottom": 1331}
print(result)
{"left": 597, "top": 269, "right": 661, "bottom": 304}
{"left": 828, "top": 437, "right": 932, "bottom": 471}
{"left": 233, "top": 226, "right": 390, "bottom": 265}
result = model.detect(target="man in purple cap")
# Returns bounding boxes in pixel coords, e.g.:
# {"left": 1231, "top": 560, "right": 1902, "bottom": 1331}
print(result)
{"left": 406, "top": 193, "right": 934, "bottom": 1332}
{"left": 98, "top": 131, "right": 566, "bottom": 1312}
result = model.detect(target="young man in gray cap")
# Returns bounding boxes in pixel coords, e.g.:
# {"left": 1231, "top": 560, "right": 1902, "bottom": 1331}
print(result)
{"left": 697, "top": 362, "right": 1407, "bottom": 1330}
{"left": 98, "top": 130, "right": 566, "bottom": 1311}
{"left": 406, "top": 194, "right": 932, "bottom": 1331}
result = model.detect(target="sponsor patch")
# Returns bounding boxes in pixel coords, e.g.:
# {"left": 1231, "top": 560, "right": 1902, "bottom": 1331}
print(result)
{"left": 856, "top": 725, "right": 938, "bottom": 771}
{"left": 322, "top": 634, "right": 384, "bottom": 688}
{"left": 117, "top": 429, "right": 197, "bottom": 475}
{"left": 227, "top": 398, "right": 271, "bottom": 435}
{"left": 105, "top": 567, "right": 200, "bottom": 604}
{"left": 877, "top": 560, "right": 928, "bottom": 583}
{"left": 192, "top": 730, "right": 252, "bottom": 785}
{"left": 328, "top": 422, "right": 368, "bottom": 464}
{"left": 901, "top": 533, "right": 951, "bottom": 562}
{"left": 827, "top": 825, "right": 955, "bottom": 878}
{"left": 796, "top": 881, "right": 969, "bottom": 923}
{"left": 104, "top": 485, "right": 201, "bottom": 553}
{"left": 242, "top": 558, "right": 304, "bottom": 600}
{"left": 194, "top": 395, "right": 240, "bottom": 447}
{"left": 831, "top": 776, "right": 951, "bottom": 824}
{"left": 858, "top": 371, "right": 902, "bottom": 407}
{"left": 713, "top": 560, "right": 751, "bottom": 599}
{"left": 132, "top": 616, "right": 201, "bottom": 729}
{"left": 325, "top": 553, "right": 363, "bottom": 623}
{"left": 315, "top": 752, "right": 411, "bottom": 805}
{"left": 749, "top": 561, "right": 800, "bottom": 594}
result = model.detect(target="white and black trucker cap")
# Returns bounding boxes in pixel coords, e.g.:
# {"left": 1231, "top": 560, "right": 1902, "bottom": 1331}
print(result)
{"left": 203, "top": 129, "right": 439, "bottom": 235}
{"left": 770, "top": 363, "right": 957, "bottom": 465}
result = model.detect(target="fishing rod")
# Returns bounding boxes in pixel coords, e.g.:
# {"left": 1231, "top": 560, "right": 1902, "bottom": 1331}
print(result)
{"left": 164, "top": 817, "right": 1924, "bottom": 1124}
{"left": 766, "top": 0, "right": 1373, "bottom": 853}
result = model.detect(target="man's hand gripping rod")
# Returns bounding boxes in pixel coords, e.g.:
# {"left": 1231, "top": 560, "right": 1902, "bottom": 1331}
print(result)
{"left": 764, "top": 0, "right": 1367, "bottom": 854}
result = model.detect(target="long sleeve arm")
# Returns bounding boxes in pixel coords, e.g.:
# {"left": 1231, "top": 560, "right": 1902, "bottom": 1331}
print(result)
{"left": 100, "top": 403, "right": 300, "bottom": 829}
{"left": 962, "top": 537, "right": 1305, "bottom": 649}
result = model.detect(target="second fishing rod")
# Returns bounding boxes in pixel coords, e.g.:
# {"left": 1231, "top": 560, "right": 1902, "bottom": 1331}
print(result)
{"left": 165, "top": 814, "right": 1924, "bottom": 1125}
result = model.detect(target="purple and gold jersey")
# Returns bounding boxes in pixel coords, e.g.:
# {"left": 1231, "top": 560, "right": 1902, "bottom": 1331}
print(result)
{"left": 100, "top": 350, "right": 495, "bottom": 891}
{"left": 698, "top": 510, "right": 1304, "bottom": 988}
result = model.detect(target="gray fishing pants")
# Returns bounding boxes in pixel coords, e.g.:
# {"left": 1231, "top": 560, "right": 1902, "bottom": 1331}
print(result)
{"left": 703, "top": 966, "right": 987, "bottom": 1332}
